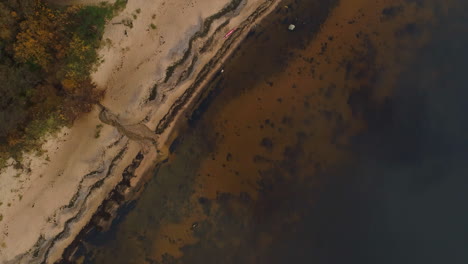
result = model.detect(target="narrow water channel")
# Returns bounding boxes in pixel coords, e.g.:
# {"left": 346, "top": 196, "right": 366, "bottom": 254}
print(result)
{"left": 75, "top": 0, "right": 468, "bottom": 263}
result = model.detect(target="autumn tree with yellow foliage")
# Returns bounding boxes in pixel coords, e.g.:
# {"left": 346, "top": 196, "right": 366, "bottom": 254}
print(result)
{"left": 13, "top": 2, "right": 64, "bottom": 69}
{"left": 0, "top": 0, "right": 127, "bottom": 168}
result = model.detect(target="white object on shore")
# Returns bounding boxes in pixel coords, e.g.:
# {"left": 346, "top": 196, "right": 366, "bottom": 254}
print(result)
{"left": 288, "top": 24, "right": 296, "bottom": 31}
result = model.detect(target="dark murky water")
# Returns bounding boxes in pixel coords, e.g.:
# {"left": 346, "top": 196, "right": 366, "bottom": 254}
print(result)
{"left": 75, "top": 0, "right": 468, "bottom": 263}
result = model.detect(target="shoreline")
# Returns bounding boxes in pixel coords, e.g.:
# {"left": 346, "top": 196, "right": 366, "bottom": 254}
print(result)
{"left": 0, "top": 0, "right": 281, "bottom": 263}
{"left": 62, "top": 0, "right": 282, "bottom": 261}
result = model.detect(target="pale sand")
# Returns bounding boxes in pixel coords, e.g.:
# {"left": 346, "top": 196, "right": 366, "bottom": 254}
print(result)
{"left": 0, "top": 0, "right": 280, "bottom": 263}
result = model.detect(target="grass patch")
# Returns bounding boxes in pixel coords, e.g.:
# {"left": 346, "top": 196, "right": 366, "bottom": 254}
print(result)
{"left": 113, "top": 0, "right": 128, "bottom": 13}
{"left": 122, "top": 18, "right": 133, "bottom": 28}
{"left": 94, "top": 124, "right": 104, "bottom": 138}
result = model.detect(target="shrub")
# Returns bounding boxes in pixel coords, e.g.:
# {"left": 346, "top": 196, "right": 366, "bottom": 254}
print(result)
{"left": 0, "top": 0, "right": 125, "bottom": 169}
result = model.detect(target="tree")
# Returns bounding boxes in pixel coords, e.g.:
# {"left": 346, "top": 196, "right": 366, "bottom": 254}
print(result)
{"left": 0, "top": 0, "right": 116, "bottom": 166}
{"left": 13, "top": 2, "right": 66, "bottom": 70}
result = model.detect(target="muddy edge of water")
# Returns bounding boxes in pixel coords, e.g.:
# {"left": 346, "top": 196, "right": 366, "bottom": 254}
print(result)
{"left": 68, "top": 0, "right": 462, "bottom": 263}
{"left": 57, "top": 1, "right": 282, "bottom": 262}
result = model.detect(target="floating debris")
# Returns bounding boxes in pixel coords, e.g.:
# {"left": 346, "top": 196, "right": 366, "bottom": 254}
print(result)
{"left": 288, "top": 24, "right": 296, "bottom": 31}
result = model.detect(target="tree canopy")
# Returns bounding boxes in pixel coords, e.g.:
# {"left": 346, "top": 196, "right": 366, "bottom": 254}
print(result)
{"left": 0, "top": 0, "right": 121, "bottom": 167}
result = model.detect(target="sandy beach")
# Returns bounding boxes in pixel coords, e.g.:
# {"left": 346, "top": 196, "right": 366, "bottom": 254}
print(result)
{"left": 0, "top": 0, "right": 281, "bottom": 263}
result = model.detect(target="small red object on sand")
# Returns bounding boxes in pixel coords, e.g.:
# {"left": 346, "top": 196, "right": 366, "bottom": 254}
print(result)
{"left": 224, "top": 28, "right": 237, "bottom": 39}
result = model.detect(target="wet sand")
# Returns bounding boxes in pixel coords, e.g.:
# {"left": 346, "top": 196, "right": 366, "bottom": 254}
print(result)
{"left": 73, "top": 0, "right": 468, "bottom": 263}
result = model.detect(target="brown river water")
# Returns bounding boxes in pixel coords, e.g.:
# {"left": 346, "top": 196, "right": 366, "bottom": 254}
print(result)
{"left": 73, "top": 0, "right": 468, "bottom": 263}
